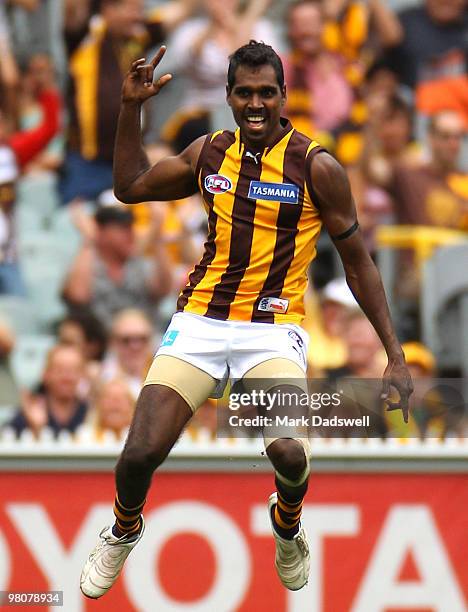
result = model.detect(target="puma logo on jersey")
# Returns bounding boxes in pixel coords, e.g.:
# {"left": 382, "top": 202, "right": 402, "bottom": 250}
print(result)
{"left": 248, "top": 181, "right": 299, "bottom": 204}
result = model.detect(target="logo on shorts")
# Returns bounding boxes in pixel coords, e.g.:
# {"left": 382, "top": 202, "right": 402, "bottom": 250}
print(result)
{"left": 248, "top": 181, "right": 299, "bottom": 204}
{"left": 204, "top": 174, "right": 232, "bottom": 194}
{"left": 288, "top": 330, "right": 306, "bottom": 364}
{"left": 161, "top": 330, "right": 179, "bottom": 347}
{"left": 258, "top": 297, "right": 289, "bottom": 314}
{"left": 288, "top": 330, "right": 304, "bottom": 348}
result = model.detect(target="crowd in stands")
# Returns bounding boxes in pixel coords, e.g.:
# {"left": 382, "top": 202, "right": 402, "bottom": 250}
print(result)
{"left": 0, "top": 0, "right": 467, "bottom": 443}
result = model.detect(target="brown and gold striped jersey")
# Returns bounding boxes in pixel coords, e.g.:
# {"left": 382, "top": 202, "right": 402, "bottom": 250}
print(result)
{"left": 177, "top": 119, "right": 324, "bottom": 325}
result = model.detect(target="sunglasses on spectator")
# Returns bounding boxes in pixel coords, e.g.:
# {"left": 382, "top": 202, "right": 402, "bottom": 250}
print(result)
{"left": 114, "top": 334, "right": 151, "bottom": 346}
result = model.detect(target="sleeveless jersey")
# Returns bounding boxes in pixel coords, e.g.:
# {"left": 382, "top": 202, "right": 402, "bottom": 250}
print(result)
{"left": 176, "top": 119, "right": 324, "bottom": 325}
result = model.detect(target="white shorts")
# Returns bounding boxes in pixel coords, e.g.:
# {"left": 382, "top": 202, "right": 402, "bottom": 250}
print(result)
{"left": 155, "top": 312, "right": 309, "bottom": 397}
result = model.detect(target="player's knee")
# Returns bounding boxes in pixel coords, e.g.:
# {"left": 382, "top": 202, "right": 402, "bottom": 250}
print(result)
{"left": 120, "top": 443, "right": 165, "bottom": 475}
{"left": 267, "top": 438, "right": 307, "bottom": 481}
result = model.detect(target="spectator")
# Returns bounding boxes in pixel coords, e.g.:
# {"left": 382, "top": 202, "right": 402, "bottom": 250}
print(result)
{"left": 19, "top": 53, "right": 64, "bottom": 174}
{"left": 385, "top": 0, "right": 468, "bottom": 123}
{"left": 326, "top": 310, "right": 384, "bottom": 381}
{"left": 0, "top": 82, "right": 61, "bottom": 295}
{"left": 99, "top": 308, "right": 154, "bottom": 398}
{"left": 62, "top": 204, "right": 172, "bottom": 330}
{"left": 322, "top": 0, "right": 403, "bottom": 61}
{"left": 346, "top": 95, "right": 419, "bottom": 252}
{"left": 61, "top": 0, "right": 196, "bottom": 203}
{"left": 303, "top": 277, "right": 359, "bottom": 374}
{"left": 391, "top": 110, "right": 468, "bottom": 230}
{"left": 82, "top": 377, "right": 134, "bottom": 442}
{"left": 57, "top": 308, "right": 108, "bottom": 394}
{"left": 57, "top": 308, "right": 108, "bottom": 363}
{"left": 283, "top": 0, "right": 354, "bottom": 143}
{"left": 162, "top": 0, "right": 277, "bottom": 152}
{"left": 6, "top": 344, "right": 88, "bottom": 437}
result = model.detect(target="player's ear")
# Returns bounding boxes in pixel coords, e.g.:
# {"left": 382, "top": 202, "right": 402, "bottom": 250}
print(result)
{"left": 281, "top": 84, "right": 287, "bottom": 107}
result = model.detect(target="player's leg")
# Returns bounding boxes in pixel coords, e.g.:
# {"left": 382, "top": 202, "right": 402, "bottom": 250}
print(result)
{"left": 243, "top": 358, "right": 311, "bottom": 591}
{"left": 80, "top": 355, "right": 217, "bottom": 599}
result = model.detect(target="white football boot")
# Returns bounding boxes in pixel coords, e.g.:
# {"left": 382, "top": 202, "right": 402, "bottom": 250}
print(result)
{"left": 80, "top": 518, "right": 145, "bottom": 598}
{"left": 268, "top": 493, "right": 310, "bottom": 591}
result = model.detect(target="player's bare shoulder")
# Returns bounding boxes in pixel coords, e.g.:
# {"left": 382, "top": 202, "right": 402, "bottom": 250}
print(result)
{"left": 308, "top": 150, "right": 352, "bottom": 210}
{"left": 179, "top": 135, "right": 210, "bottom": 175}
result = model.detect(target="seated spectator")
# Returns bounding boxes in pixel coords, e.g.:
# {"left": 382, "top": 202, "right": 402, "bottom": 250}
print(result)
{"left": 82, "top": 377, "right": 135, "bottom": 442}
{"left": 347, "top": 95, "right": 419, "bottom": 252}
{"left": 162, "top": 0, "right": 277, "bottom": 152}
{"left": 326, "top": 310, "right": 384, "bottom": 381}
{"left": 62, "top": 204, "right": 172, "bottom": 331}
{"left": 57, "top": 308, "right": 108, "bottom": 395}
{"left": 0, "top": 82, "right": 61, "bottom": 295}
{"left": 391, "top": 110, "right": 468, "bottom": 231}
{"left": 61, "top": 0, "right": 196, "bottom": 203}
{"left": 303, "top": 277, "right": 359, "bottom": 375}
{"left": 385, "top": 0, "right": 468, "bottom": 123}
{"left": 6, "top": 344, "right": 88, "bottom": 437}
{"left": 99, "top": 308, "right": 154, "bottom": 398}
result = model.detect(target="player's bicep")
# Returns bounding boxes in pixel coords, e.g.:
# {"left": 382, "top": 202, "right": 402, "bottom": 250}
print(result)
{"left": 120, "top": 136, "right": 205, "bottom": 203}
{"left": 310, "top": 152, "right": 357, "bottom": 238}
{"left": 138, "top": 155, "right": 198, "bottom": 201}
{"left": 310, "top": 152, "right": 372, "bottom": 266}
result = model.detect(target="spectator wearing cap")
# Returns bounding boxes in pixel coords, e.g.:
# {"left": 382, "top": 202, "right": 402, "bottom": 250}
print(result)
{"left": 303, "top": 277, "right": 360, "bottom": 374}
{"left": 62, "top": 204, "right": 172, "bottom": 331}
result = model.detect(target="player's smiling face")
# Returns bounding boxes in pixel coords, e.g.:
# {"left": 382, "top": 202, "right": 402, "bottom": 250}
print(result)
{"left": 227, "top": 64, "right": 286, "bottom": 149}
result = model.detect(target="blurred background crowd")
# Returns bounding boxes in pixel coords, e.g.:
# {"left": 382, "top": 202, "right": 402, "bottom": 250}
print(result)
{"left": 0, "top": 0, "right": 467, "bottom": 443}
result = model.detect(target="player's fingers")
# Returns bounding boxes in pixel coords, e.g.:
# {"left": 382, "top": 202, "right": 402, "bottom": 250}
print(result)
{"left": 136, "top": 63, "right": 154, "bottom": 86}
{"left": 150, "top": 45, "right": 167, "bottom": 68}
{"left": 153, "top": 73, "right": 172, "bottom": 93}
{"left": 130, "top": 57, "right": 146, "bottom": 72}
{"left": 381, "top": 377, "right": 390, "bottom": 399}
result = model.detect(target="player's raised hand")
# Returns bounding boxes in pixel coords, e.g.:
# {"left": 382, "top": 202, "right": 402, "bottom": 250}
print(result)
{"left": 381, "top": 359, "right": 414, "bottom": 423}
{"left": 122, "top": 46, "right": 172, "bottom": 104}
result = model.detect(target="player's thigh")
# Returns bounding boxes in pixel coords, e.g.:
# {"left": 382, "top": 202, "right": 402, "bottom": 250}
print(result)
{"left": 126, "top": 355, "right": 217, "bottom": 452}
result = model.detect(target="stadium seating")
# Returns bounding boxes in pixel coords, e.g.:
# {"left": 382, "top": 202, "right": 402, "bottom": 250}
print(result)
{"left": 422, "top": 243, "right": 468, "bottom": 377}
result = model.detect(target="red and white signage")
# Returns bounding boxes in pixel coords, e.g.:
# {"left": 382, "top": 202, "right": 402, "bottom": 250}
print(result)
{"left": 0, "top": 472, "right": 467, "bottom": 611}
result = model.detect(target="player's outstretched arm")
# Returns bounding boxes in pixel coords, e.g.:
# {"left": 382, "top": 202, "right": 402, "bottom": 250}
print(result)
{"left": 310, "top": 152, "right": 414, "bottom": 422}
{"left": 113, "top": 46, "right": 202, "bottom": 204}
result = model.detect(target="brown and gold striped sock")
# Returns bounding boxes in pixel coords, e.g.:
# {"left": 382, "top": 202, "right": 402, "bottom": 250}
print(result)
{"left": 271, "top": 473, "right": 308, "bottom": 540}
{"left": 112, "top": 494, "right": 146, "bottom": 539}
{"left": 272, "top": 492, "right": 304, "bottom": 540}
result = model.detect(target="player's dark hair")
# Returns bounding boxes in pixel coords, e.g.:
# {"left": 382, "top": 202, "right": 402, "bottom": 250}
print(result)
{"left": 227, "top": 40, "right": 284, "bottom": 91}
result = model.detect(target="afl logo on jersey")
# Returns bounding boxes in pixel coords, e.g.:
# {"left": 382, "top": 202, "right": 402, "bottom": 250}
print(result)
{"left": 204, "top": 174, "right": 232, "bottom": 194}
